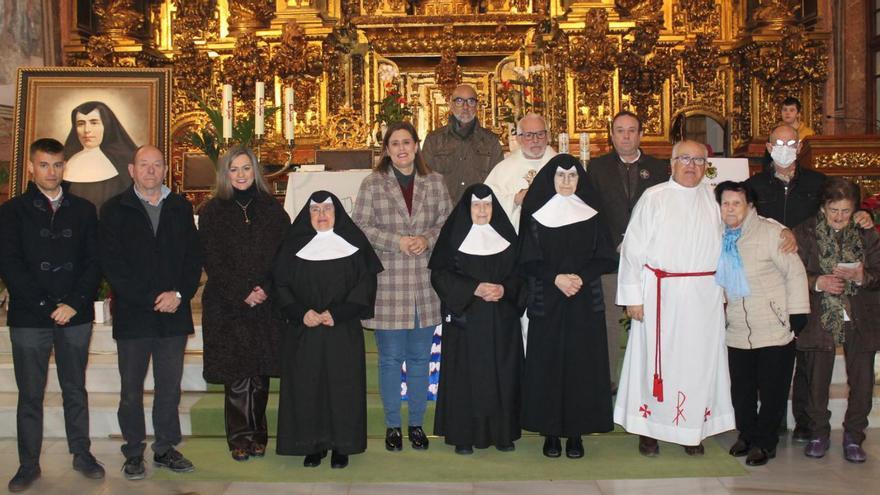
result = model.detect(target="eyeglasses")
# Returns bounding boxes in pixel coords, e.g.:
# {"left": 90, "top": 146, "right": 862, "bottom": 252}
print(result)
{"left": 452, "top": 97, "right": 478, "bottom": 107}
{"left": 519, "top": 130, "right": 548, "bottom": 141}
{"left": 773, "top": 139, "right": 799, "bottom": 147}
{"left": 674, "top": 155, "right": 708, "bottom": 166}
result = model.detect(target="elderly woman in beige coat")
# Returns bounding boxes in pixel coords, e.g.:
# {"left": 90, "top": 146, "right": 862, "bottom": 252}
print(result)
{"left": 352, "top": 121, "right": 452, "bottom": 453}
{"left": 714, "top": 181, "right": 809, "bottom": 467}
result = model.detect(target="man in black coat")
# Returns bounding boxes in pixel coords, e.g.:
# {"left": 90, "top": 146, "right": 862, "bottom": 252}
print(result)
{"left": 0, "top": 138, "right": 104, "bottom": 492}
{"left": 99, "top": 145, "right": 203, "bottom": 480}
{"left": 585, "top": 111, "right": 669, "bottom": 385}
{"left": 744, "top": 124, "right": 874, "bottom": 444}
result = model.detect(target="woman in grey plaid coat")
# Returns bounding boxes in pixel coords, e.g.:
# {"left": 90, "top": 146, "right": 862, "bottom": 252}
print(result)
{"left": 352, "top": 121, "right": 452, "bottom": 452}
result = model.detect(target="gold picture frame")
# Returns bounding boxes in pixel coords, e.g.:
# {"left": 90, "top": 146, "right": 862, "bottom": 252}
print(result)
{"left": 11, "top": 67, "right": 171, "bottom": 199}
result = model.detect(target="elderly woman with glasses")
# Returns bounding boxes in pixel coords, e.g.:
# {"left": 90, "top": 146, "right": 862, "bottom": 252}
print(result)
{"left": 714, "top": 181, "right": 810, "bottom": 467}
{"left": 793, "top": 177, "right": 880, "bottom": 463}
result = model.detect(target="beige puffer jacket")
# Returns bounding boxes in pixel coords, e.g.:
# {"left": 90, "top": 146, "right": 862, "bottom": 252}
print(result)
{"left": 724, "top": 209, "right": 810, "bottom": 349}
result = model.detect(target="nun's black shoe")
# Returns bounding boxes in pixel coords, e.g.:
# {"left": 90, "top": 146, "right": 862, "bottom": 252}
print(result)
{"left": 565, "top": 437, "right": 584, "bottom": 459}
{"left": 330, "top": 451, "right": 349, "bottom": 469}
{"left": 543, "top": 436, "right": 562, "bottom": 458}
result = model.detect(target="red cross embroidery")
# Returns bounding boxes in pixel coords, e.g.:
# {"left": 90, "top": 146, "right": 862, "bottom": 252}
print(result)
{"left": 704, "top": 408, "right": 711, "bottom": 422}
{"left": 673, "top": 391, "right": 687, "bottom": 426}
{"left": 639, "top": 404, "right": 652, "bottom": 418}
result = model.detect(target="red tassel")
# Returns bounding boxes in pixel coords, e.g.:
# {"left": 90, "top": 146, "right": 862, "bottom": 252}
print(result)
{"left": 653, "top": 374, "right": 664, "bottom": 402}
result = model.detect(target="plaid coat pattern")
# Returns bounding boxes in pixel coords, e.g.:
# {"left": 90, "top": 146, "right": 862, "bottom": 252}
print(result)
{"left": 352, "top": 170, "right": 452, "bottom": 329}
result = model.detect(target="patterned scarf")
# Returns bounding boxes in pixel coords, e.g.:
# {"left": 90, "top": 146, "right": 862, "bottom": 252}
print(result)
{"left": 815, "top": 210, "right": 864, "bottom": 344}
{"left": 716, "top": 226, "right": 751, "bottom": 298}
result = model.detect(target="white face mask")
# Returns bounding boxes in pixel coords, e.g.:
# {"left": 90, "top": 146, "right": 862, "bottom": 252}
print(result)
{"left": 770, "top": 145, "right": 797, "bottom": 168}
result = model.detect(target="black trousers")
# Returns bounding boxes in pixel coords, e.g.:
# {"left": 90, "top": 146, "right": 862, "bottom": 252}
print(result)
{"left": 224, "top": 376, "right": 270, "bottom": 450}
{"left": 116, "top": 335, "right": 187, "bottom": 459}
{"left": 10, "top": 324, "right": 92, "bottom": 468}
{"left": 801, "top": 339, "right": 876, "bottom": 444}
{"left": 728, "top": 341, "right": 796, "bottom": 451}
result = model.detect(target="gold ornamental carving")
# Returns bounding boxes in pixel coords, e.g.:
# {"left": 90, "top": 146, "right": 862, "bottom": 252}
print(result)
{"left": 228, "top": 0, "right": 275, "bottom": 34}
{"left": 173, "top": 39, "right": 214, "bottom": 101}
{"left": 569, "top": 9, "right": 618, "bottom": 109}
{"left": 172, "top": 0, "right": 219, "bottom": 42}
{"left": 435, "top": 48, "right": 463, "bottom": 99}
{"left": 272, "top": 20, "right": 324, "bottom": 114}
{"left": 321, "top": 107, "right": 371, "bottom": 149}
{"left": 682, "top": 33, "right": 720, "bottom": 93}
{"left": 222, "top": 33, "right": 271, "bottom": 101}
{"left": 814, "top": 153, "right": 880, "bottom": 170}
{"left": 93, "top": 0, "right": 143, "bottom": 40}
{"left": 617, "top": 18, "right": 678, "bottom": 119}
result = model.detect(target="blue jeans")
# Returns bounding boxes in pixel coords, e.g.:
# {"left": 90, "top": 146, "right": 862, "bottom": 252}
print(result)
{"left": 375, "top": 320, "right": 435, "bottom": 428}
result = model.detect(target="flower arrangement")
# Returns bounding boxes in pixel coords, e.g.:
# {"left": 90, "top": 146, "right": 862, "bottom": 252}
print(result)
{"left": 375, "top": 82, "right": 413, "bottom": 125}
{"left": 497, "top": 65, "right": 544, "bottom": 124}
{"left": 861, "top": 192, "right": 880, "bottom": 234}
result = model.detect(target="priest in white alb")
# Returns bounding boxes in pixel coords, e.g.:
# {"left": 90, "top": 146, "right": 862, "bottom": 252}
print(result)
{"left": 484, "top": 113, "right": 557, "bottom": 233}
{"left": 614, "top": 140, "right": 735, "bottom": 456}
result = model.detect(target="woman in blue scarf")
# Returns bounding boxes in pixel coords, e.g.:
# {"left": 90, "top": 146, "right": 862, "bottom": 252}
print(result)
{"left": 715, "top": 181, "right": 810, "bottom": 467}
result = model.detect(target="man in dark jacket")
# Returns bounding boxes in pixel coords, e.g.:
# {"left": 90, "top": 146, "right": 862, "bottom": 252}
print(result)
{"left": 0, "top": 138, "right": 104, "bottom": 492}
{"left": 99, "top": 145, "right": 203, "bottom": 480}
{"left": 585, "top": 111, "right": 669, "bottom": 384}
{"left": 745, "top": 124, "right": 874, "bottom": 442}
{"left": 421, "top": 84, "right": 504, "bottom": 203}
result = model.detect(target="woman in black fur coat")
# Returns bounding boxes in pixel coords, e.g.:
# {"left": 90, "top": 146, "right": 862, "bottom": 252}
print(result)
{"left": 199, "top": 146, "right": 289, "bottom": 461}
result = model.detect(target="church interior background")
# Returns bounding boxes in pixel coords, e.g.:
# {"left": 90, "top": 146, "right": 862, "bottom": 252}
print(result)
{"left": 1, "top": 0, "right": 879, "bottom": 207}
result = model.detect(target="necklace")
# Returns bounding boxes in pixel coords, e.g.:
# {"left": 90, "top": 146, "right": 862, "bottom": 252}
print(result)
{"left": 235, "top": 199, "right": 253, "bottom": 224}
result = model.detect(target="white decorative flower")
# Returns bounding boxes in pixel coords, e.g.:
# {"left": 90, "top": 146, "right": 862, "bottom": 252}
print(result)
{"left": 528, "top": 65, "right": 544, "bottom": 74}
{"left": 512, "top": 66, "right": 527, "bottom": 78}
{"left": 378, "top": 64, "right": 399, "bottom": 82}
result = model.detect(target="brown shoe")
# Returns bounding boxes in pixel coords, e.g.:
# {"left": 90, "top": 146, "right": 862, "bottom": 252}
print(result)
{"left": 638, "top": 435, "right": 659, "bottom": 457}
{"left": 684, "top": 443, "right": 705, "bottom": 456}
{"left": 250, "top": 443, "right": 266, "bottom": 457}
{"left": 230, "top": 448, "right": 249, "bottom": 462}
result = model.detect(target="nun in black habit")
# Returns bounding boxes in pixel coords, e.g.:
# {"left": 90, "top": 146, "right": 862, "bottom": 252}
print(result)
{"left": 273, "top": 191, "right": 383, "bottom": 469}
{"left": 519, "top": 154, "right": 617, "bottom": 459}
{"left": 430, "top": 184, "right": 525, "bottom": 455}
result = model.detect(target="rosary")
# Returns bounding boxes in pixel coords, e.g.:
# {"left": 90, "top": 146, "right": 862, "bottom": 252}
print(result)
{"left": 235, "top": 199, "right": 253, "bottom": 224}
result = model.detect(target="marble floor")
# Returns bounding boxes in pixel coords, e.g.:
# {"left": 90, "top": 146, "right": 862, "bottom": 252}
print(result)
{"left": 0, "top": 429, "right": 878, "bottom": 495}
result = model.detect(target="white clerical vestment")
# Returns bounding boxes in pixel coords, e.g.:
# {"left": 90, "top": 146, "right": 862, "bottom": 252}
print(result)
{"left": 614, "top": 178, "right": 735, "bottom": 446}
{"left": 483, "top": 147, "right": 557, "bottom": 232}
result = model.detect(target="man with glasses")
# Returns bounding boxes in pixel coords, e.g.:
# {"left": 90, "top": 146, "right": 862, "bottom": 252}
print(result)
{"left": 484, "top": 113, "right": 557, "bottom": 232}
{"left": 745, "top": 123, "right": 874, "bottom": 443}
{"left": 422, "top": 84, "right": 504, "bottom": 203}
{"left": 585, "top": 111, "right": 669, "bottom": 387}
{"left": 614, "top": 140, "right": 735, "bottom": 457}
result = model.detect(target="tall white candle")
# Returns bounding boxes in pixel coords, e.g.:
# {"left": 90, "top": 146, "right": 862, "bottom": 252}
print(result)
{"left": 579, "top": 132, "right": 590, "bottom": 162}
{"left": 222, "top": 84, "right": 233, "bottom": 140}
{"left": 558, "top": 132, "right": 569, "bottom": 154}
{"left": 284, "top": 86, "right": 295, "bottom": 141}
{"left": 255, "top": 81, "right": 265, "bottom": 136}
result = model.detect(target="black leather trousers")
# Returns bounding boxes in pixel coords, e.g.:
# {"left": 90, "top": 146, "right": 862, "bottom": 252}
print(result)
{"left": 224, "top": 376, "right": 270, "bottom": 450}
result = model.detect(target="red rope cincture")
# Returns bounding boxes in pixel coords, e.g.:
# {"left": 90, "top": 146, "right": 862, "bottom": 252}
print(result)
{"left": 644, "top": 265, "right": 716, "bottom": 402}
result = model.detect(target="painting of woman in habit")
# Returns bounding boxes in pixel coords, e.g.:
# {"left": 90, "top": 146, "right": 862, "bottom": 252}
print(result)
{"left": 62, "top": 101, "right": 137, "bottom": 213}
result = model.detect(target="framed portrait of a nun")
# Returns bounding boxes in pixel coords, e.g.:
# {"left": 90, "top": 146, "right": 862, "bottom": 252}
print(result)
{"left": 10, "top": 67, "right": 171, "bottom": 211}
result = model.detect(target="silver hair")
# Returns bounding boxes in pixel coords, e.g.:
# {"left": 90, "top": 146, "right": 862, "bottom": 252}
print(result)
{"left": 213, "top": 146, "right": 272, "bottom": 200}
{"left": 671, "top": 140, "right": 708, "bottom": 161}
{"left": 516, "top": 113, "right": 547, "bottom": 134}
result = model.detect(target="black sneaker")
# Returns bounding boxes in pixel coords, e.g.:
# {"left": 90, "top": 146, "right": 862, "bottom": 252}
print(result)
{"left": 73, "top": 452, "right": 105, "bottom": 479}
{"left": 7, "top": 466, "right": 40, "bottom": 492}
{"left": 153, "top": 448, "right": 195, "bottom": 473}
{"left": 122, "top": 456, "right": 145, "bottom": 481}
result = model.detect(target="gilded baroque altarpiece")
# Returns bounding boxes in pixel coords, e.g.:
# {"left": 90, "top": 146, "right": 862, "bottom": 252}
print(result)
{"left": 60, "top": 0, "right": 836, "bottom": 193}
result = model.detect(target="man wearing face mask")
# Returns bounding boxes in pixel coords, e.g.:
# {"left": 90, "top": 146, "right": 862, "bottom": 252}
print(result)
{"left": 422, "top": 84, "right": 505, "bottom": 203}
{"left": 745, "top": 124, "right": 875, "bottom": 443}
